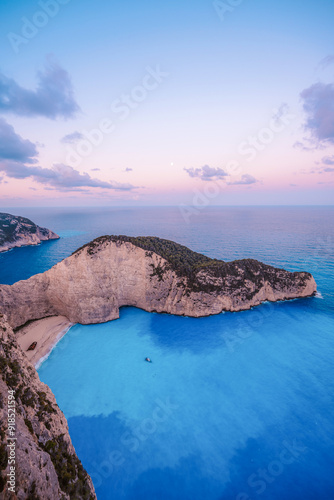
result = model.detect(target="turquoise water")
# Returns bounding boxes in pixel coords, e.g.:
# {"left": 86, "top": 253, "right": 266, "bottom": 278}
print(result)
{"left": 1, "top": 206, "right": 334, "bottom": 499}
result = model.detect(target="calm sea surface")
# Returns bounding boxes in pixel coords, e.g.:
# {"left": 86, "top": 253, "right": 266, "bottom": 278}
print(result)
{"left": 1, "top": 206, "right": 333, "bottom": 499}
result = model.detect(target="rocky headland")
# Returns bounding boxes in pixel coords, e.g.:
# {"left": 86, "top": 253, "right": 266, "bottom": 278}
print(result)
{"left": 0, "top": 235, "right": 317, "bottom": 329}
{"left": 0, "top": 213, "right": 59, "bottom": 253}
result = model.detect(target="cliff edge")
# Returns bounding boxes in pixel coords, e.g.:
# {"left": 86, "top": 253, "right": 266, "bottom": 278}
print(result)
{"left": 0, "top": 315, "right": 96, "bottom": 499}
{"left": 0, "top": 235, "right": 317, "bottom": 329}
{"left": 0, "top": 213, "right": 59, "bottom": 253}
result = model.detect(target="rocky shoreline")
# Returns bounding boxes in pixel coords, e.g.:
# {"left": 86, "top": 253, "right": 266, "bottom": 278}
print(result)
{"left": 0, "top": 213, "right": 59, "bottom": 253}
{"left": 0, "top": 235, "right": 317, "bottom": 329}
{"left": 0, "top": 315, "right": 96, "bottom": 499}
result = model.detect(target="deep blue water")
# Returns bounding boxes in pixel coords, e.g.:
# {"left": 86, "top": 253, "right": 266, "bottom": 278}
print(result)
{"left": 1, "top": 206, "right": 334, "bottom": 500}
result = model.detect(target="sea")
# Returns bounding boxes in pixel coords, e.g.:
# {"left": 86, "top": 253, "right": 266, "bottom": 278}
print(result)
{"left": 0, "top": 206, "right": 333, "bottom": 500}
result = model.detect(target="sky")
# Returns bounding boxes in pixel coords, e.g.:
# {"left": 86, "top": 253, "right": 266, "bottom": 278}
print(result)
{"left": 0, "top": 0, "right": 333, "bottom": 207}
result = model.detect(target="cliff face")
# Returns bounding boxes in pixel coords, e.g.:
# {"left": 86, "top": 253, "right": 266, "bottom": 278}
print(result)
{"left": 0, "top": 236, "right": 317, "bottom": 329}
{"left": 0, "top": 315, "right": 96, "bottom": 499}
{"left": 0, "top": 213, "right": 59, "bottom": 253}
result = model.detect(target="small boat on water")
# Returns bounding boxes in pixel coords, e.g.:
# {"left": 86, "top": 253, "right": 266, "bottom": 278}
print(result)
{"left": 145, "top": 357, "right": 152, "bottom": 363}
{"left": 27, "top": 341, "right": 37, "bottom": 351}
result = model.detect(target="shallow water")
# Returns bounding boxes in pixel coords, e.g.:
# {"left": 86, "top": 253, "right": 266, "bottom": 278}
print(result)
{"left": 38, "top": 301, "right": 334, "bottom": 500}
{"left": 1, "top": 206, "right": 333, "bottom": 499}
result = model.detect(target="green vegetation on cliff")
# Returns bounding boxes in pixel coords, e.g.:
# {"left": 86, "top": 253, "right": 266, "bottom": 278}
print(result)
{"left": 73, "top": 235, "right": 313, "bottom": 298}
{"left": 74, "top": 235, "right": 220, "bottom": 291}
{"left": 0, "top": 213, "right": 38, "bottom": 246}
{"left": 42, "top": 436, "right": 95, "bottom": 499}
{"left": 0, "top": 315, "right": 95, "bottom": 499}
{"left": 74, "top": 235, "right": 215, "bottom": 273}
{"left": 0, "top": 212, "right": 59, "bottom": 251}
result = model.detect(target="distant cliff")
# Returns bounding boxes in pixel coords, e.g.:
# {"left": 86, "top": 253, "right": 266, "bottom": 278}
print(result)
{"left": 0, "top": 235, "right": 317, "bottom": 329}
{"left": 0, "top": 213, "right": 59, "bottom": 253}
{"left": 0, "top": 315, "right": 96, "bottom": 499}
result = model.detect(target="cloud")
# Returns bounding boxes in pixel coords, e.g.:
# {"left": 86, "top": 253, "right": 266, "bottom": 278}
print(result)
{"left": 303, "top": 158, "right": 334, "bottom": 175}
{"left": 0, "top": 58, "right": 80, "bottom": 119}
{"left": 0, "top": 117, "right": 38, "bottom": 164}
{"left": 91, "top": 168, "right": 101, "bottom": 171}
{"left": 61, "top": 131, "right": 85, "bottom": 144}
{"left": 184, "top": 167, "right": 258, "bottom": 186}
{"left": 184, "top": 164, "right": 228, "bottom": 181}
{"left": 1, "top": 161, "right": 136, "bottom": 191}
{"left": 318, "top": 55, "right": 334, "bottom": 70}
{"left": 322, "top": 155, "right": 334, "bottom": 165}
{"left": 300, "top": 82, "right": 334, "bottom": 145}
{"left": 227, "top": 174, "right": 258, "bottom": 185}
{"left": 293, "top": 138, "right": 326, "bottom": 151}
{"left": 293, "top": 140, "right": 317, "bottom": 152}
{"left": 0, "top": 119, "right": 136, "bottom": 191}
{"left": 124, "top": 167, "right": 133, "bottom": 172}
{"left": 293, "top": 141, "right": 307, "bottom": 151}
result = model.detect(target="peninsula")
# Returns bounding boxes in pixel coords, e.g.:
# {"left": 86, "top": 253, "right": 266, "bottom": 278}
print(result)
{"left": 0, "top": 213, "right": 59, "bottom": 253}
{"left": 0, "top": 235, "right": 317, "bottom": 330}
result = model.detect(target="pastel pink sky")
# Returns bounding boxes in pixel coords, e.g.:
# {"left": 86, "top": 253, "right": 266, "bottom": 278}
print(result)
{"left": 0, "top": 0, "right": 333, "bottom": 206}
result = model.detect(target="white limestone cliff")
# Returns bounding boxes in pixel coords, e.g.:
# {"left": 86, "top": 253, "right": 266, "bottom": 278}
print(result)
{"left": 0, "top": 236, "right": 317, "bottom": 329}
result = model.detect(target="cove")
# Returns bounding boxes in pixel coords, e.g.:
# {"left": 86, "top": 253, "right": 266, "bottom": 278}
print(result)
{"left": 38, "top": 301, "right": 334, "bottom": 500}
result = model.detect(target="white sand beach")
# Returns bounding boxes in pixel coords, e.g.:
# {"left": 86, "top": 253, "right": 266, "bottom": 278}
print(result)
{"left": 16, "top": 316, "right": 73, "bottom": 368}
